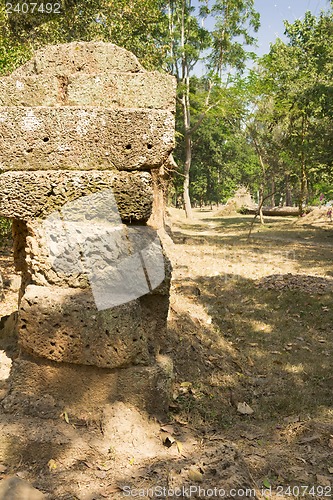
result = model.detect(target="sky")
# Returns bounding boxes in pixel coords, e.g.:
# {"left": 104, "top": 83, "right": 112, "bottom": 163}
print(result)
{"left": 192, "top": 0, "right": 330, "bottom": 74}
{"left": 254, "top": 0, "right": 329, "bottom": 56}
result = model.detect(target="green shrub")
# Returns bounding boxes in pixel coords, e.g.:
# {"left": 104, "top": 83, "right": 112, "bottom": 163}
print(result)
{"left": 0, "top": 217, "right": 12, "bottom": 239}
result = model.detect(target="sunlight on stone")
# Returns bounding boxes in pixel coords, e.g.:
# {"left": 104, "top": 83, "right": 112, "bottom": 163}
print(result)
{"left": 0, "top": 350, "right": 12, "bottom": 380}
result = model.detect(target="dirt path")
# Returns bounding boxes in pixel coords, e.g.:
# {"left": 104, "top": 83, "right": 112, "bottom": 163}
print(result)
{"left": 0, "top": 210, "right": 332, "bottom": 499}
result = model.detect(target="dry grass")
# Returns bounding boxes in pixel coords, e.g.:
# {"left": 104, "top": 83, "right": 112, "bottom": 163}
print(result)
{"left": 165, "top": 208, "right": 333, "bottom": 493}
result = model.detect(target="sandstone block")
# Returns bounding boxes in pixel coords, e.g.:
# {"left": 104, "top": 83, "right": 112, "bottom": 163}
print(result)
{"left": 0, "top": 73, "right": 176, "bottom": 112}
{"left": 12, "top": 41, "right": 144, "bottom": 76}
{"left": 0, "top": 75, "right": 59, "bottom": 107}
{"left": 0, "top": 107, "right": 175, "bottom": 171}
{"left": 0, "top": 477, "right": 45, "bottom": 500}
{"left": 23, "top": 214, "right": 169, "bottom": 297}
{"left": 3, "top": 355, "right": 173, "bottom": 418}
{"left": 0, "top": 170, "right": 153, "bottom": 221}
{"left": 66, "top": 72, "right": 176, "bottom": 112}
{"left": 19, "top": 285, "right": 150, "bottom": 368}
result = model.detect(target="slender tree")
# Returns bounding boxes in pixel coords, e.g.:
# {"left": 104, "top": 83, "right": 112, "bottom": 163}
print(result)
{"left": 166, "top": 0, "right": 259, "bottom": 217}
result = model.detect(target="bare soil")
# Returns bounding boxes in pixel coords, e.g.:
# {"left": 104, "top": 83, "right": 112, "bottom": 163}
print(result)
{"left": 0, "top": 208, "right": 332, "bottom": 499}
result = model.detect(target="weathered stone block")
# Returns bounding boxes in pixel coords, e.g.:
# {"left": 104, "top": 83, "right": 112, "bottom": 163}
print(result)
{"left": 0, "top": 73, "right": 176, "bottom": 112}
{"left": 13, "top": 41, "right": 143, "bottom": 76}
{"left": 25, "top": 220, "right": 89, "bottom": 288}
{"left": 0, "top": 170, "right": 153, "bottom": 221}
{"left": 66, "top": 72, "right": 176, "bottom": 112}
{"left": 0, "top": 76, "right": 59, "bottom": 107}
{"left": 3, "top": 354, "right": 173, "bottom": 418}
{"left": 23, "top": 216, "right": 169, "bottom": 296}
{"left": 0, "top": 107, "right": 175, "bottom": 171}
{"left": 0, "top": 477, "right": 45, "bottom": 500}
{"left": 19, "top": 285, "right": 150, "bottom": 368}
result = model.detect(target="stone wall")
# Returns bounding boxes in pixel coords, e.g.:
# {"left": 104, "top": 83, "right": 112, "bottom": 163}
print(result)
{"left": 0, "top": 42, "right": 176, "bottom": 418}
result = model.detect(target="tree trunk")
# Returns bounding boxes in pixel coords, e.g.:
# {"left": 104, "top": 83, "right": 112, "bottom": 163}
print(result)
{"left": 270, "top": 178, "right": 275, "bottom": 208}
{"left": 183, "top": 131, "right": 192, "bottom": 218}
{"left": 299, "top": 162, "right": 307, "bottom": 216}
{"left": 298, "top": 115, "right": 308, "bottom": 216}
{"left": 258, "top": 184, "right": 265, "bottom": 225}
{"left": 285, "top": 174, "right": 292, "bottom": 206}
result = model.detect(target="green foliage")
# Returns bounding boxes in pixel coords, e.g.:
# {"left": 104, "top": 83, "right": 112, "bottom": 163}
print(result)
{"left": 0, "top": 0, "right": 169, "bottom": 74}
{"left": 247, "top": 8, "right": 333, "bottom": 208}
{"left": 172, "top": 75, "right": 261, "bottom": 206}
{"left": 167, "top": 0, "right": 260, "bottom": 214}
{"left": 0, "top": 218, "right": 12, "bottom": 239}
{"left": 209, "top": 0, "right": 260, "bottom": 74}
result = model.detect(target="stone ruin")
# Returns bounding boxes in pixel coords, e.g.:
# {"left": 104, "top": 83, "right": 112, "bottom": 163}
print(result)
{"left": 0, "top": 42, "right": 176, "bottom": 419}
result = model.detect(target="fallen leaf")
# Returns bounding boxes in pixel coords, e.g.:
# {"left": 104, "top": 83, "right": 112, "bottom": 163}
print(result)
{"left": 240, "top": 431, "right": 262, "bottom": 441}
{"left": 160, "top": 425, "right": 175, "bottom": 434}
{"left": 174, "top": 416, "right": 188, "bottom": 425}
{"left": 47, "top": 459, "right": 57, "bottom": 471}
{"left": 247, "top": 356, "right": 254, "bottom": 367}
{"left": 82, "top": 461, "right": 94, "bottom": 469}
{"left": 95, "top": 470, "right": 107, "bottom": 479}
{"left": 284, "top": 415, "right": 301, "bottom": 424}
{"left": 237, "top": 402, "right": 254, "bottom": 415}
{"left": 62, "top": 411, "right": 70, "bottom": 424}
{"left": 328, "top": 468, "right": 333, "bottom": 474}
{"left": 188, "top": 468, "right": 203, "bottom": 482}
{"left": 16, "top": 471, "right": 28, "bottom": 479}
{"left": 328, "top": 438, "right": 333, "bottom": 449}
{"left": 176, "top": 440, "right": 183, "bottom": 454}
{"left": 263, "top": 478, "right": 271, "bottom": 488}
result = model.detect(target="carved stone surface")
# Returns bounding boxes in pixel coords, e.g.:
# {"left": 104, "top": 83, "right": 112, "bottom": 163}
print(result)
{"left": 3, "top": 355, "right": 173, "bottom": 418}
{"left": 0, "top": 76, "right": 59, "bottom": 107}
{"left": 23, "top": 219, "right": 170, "bottom": 291}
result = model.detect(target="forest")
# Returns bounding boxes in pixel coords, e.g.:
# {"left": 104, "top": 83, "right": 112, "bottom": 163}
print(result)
{"left": 1, "top": 0, "right": 332, "bottom": 218}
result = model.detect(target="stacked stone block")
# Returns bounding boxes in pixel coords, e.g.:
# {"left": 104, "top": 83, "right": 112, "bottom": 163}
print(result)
{"left": 0, "top": 42, "right": 176, "bottom": 418}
